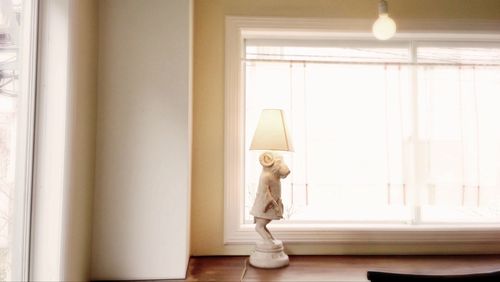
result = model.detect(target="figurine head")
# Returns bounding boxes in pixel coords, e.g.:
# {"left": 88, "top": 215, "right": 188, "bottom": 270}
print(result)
{"left": 259, "top": 152, "right": 290, "bottom": 179}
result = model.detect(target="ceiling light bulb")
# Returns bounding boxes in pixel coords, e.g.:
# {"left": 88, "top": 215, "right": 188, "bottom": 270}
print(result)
{"left": 372, "top": 0, "right": 396, "bottom": 40}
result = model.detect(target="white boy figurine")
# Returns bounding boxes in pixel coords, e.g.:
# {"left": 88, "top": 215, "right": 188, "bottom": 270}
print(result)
{"left": 249, "top": 152, "right": 291, "bottom": 268}
{"left": 248, "top": 109, "right": 293, "bottom": 268}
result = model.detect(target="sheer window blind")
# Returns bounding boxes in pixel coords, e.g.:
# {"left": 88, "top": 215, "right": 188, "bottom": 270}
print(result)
{"left": 244, "top": 41, "right": 500, "bottom": 225}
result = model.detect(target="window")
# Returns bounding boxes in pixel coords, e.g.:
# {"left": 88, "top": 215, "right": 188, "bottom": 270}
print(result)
{"left": 224, "top": 17, "right": 500, "bottom": 244}
{"left": 244, "top": 42, "right": 500, "bottom": 225}
{"left": 0, "top": 0, "right": 37, "bottom": 280}
{"left": 244, "top": 42, "right": 413, "bottom": 224}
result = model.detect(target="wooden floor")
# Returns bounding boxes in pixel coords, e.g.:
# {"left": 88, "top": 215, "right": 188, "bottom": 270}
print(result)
{"left": 180, "top": 255, "right": 500, "bottom": 281}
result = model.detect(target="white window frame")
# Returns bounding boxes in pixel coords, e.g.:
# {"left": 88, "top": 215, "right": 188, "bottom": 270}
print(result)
{"left": 224, "top": 16, "right": 500, "bottom": 245}
{"left": 8, "top": 0, "right": 38, "bottom": 281}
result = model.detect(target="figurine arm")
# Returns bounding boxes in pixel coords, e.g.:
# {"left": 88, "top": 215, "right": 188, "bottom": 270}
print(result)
{"left": 263, "top": 185, "right": 280, "bottom": 213}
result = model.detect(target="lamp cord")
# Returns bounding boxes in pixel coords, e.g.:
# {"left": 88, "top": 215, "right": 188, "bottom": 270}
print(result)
{"left": 240, "top": 257, "right": 249, "bottom": 281}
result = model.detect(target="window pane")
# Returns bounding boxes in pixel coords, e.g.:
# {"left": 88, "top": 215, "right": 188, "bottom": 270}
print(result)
{"left": 417, "top": 46, "right": 500, "bottom": 223}
{"left": 244, "top": 41, "right": 500, "bottom": 226}
{"left": 244, "top": 44, "right": 412, "bottom": 224}
{"left": 0, "top": 0, "right": 34, "bottom": 279}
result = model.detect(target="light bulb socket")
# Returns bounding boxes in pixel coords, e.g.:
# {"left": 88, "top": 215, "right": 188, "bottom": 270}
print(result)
{"left": 378, "top": 0, "right": 389, "bottom": 15}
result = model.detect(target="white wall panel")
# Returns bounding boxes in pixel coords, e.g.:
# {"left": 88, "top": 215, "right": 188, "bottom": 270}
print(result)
{"left": 92, "top": 0, "right": 192, "bottom": 279}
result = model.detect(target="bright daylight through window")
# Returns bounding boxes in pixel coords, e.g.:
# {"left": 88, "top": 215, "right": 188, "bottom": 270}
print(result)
{"left": 244, "top": 39, "right": 500, "bottom": 226}
{"left": 0, "top": 0, "right": 36, "bottom": 280}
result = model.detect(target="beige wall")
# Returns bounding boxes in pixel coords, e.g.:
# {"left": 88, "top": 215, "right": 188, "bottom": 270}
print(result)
{"left": 191, "top": 0, "right": 500, "bottom": 255}
{"left": 92, "top": 0, "right": 192, "bottom": 279}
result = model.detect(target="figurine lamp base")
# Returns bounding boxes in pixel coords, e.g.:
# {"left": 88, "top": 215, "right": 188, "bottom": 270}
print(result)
{"left": 249, "top": 240, "right": 289, "bottom": 269}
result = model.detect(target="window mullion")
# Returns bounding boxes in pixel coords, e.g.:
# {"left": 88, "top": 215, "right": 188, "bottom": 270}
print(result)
{"left": 409, "top": 41, "right": 423, "bottom": 224}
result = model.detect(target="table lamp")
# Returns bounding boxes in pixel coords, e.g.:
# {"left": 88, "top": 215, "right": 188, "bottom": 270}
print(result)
{"left": 248, "top": 109, "right": 293, "bottom": 268}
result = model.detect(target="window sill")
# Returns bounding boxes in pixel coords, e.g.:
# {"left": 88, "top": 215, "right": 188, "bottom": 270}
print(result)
{"left": 225, "top": 223, "right": 500, "bottom": 244}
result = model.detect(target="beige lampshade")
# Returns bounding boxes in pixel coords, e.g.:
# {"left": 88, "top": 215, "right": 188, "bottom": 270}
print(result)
{"left": 250, "top": 109, "right": 293, "bottom": 152}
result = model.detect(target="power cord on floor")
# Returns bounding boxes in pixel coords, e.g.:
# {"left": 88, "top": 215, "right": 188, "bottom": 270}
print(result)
{"left": 240, "top": 257, "right": 249, "bottom": 281}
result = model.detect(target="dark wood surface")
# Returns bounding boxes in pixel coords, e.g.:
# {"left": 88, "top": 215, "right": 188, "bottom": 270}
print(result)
{"left": 181, "top": 255, "right": 500, "bottom": 281}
